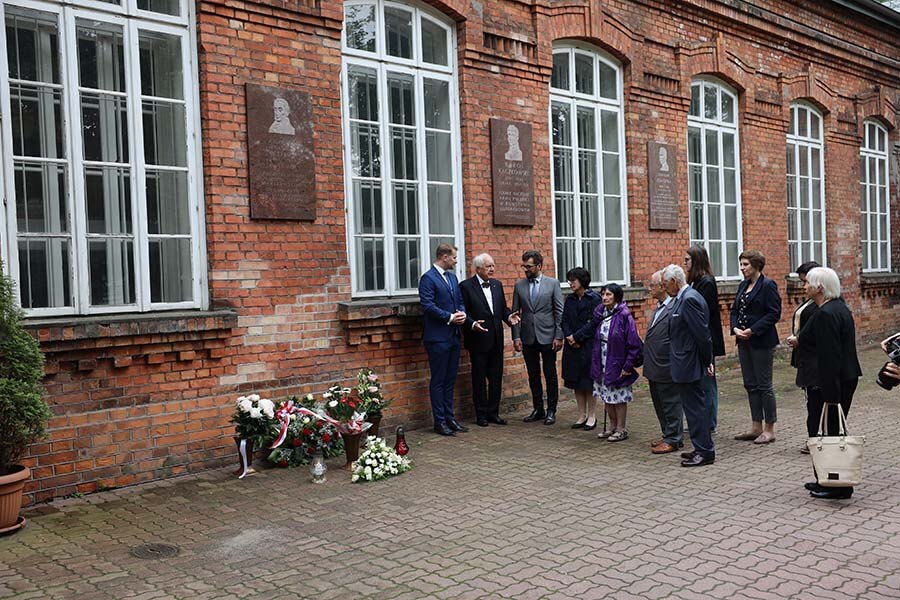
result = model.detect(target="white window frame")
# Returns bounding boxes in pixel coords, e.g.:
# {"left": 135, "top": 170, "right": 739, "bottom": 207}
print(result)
{"left": 687, "top": 78, "right": 743, "bottom": 280}
{"left": 786, "top": 102, "right": 826, "bottom": 270}
{"left": 341, "top": 0, "right": 462, "bottom": 297}
{"left": 0, "top": 0, "right": 206, "bottom": 316}
{"left": 549, "top": 43, "right": 629, "bottom": 287}
{"left": 860, "top": 120, "right": 891, "bottom": 273}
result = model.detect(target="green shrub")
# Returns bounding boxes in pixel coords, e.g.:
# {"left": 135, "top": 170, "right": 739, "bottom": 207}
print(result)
{"left": 0, "top": 263, "right": 50, "bottom": 474}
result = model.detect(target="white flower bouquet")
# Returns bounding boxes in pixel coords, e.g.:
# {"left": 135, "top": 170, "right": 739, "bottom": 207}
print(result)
{"left": 351, "top": 436, "right": 411, "bottom": 483}
{"left": 231, "top": 393, "right": 279, "bottom": 448}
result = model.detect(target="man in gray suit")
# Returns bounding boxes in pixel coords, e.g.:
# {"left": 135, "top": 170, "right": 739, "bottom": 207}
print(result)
{"left": 643, "top": 270, "right": 683, "bottom": 454}
{"left": 662, "top": 264, "right": 715, "bottom": 467}
{"left": 511, "top": 250, "right": 564, "bottom": 425}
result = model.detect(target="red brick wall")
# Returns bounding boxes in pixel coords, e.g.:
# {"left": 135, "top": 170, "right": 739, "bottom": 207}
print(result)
{"left": 18, "top": 0, "right": 900, "bottom": 501}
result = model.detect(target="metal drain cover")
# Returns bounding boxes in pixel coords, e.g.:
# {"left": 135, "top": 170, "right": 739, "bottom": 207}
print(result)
{"left": 129, "top": 543, "right": 180, "bottom": 559}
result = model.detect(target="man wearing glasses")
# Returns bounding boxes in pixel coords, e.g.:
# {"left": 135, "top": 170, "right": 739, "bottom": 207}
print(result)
{"left": 511, "top": 250, "right": 564, "bottom": 425}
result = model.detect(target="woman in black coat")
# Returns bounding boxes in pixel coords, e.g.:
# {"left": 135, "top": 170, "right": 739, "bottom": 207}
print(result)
{"left": 796, "top": 267, "right": 862, "bottom": 500}
{"left": 561, "top": 267, "right": 602, "bottom": 430}
{"left": 685, "top": 245, "right": 725, "bottom": 433}
{"left": 730, "top": 250, "right": 782, "bottom": 444}
{"left": 785, "top": 260, "right": 820, "bottom": 455}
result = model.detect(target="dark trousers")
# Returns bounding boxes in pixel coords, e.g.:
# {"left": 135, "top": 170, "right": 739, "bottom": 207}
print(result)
{"left": 424, "top": 338, "right": 461, "bottom": 425}
{"left": 522, "top": 342, "right": 558, "bottom": 413}
{"left": 737, "top": 343, "right": 777, "bottom": 423}
{"left": 470, "top": 349, "right": 503, "bottom": 420}
{"left": 675, "top": 380, "right": 714, "bottom": 458}
{"left": 649, "top": 380, "right": 683, "bottom": 446}
{"left": 806, "top": 380, "right": 858, "bottom": 490}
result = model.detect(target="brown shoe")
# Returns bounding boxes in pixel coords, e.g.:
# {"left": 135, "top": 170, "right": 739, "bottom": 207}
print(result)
{"left": 753, "top": 432, "right": 775, "bottom": 444}
{"left": 649, "top": 438, "right": 663, "bottom": 447}
{"left": 651, "top": 442, "right": 678, "bottom": 454}
{"left": 734, "top": 431, "right": 762, "bottom": 441}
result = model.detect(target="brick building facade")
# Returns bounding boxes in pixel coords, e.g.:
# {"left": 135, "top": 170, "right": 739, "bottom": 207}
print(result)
{"left": 1, "top": 0, "right": 898, "bottom": 501}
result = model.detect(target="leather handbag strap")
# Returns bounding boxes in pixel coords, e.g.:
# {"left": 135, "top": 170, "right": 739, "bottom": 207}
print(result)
{"left": 816, "top": 402, "right": 848, "bottom": 438}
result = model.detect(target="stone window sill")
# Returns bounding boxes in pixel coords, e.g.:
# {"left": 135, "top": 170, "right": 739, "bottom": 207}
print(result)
{"left": 337, "top": 297, "right": 422, "bottom": 322}
{"left": 860, "top": 272, "right": 900, "bottom": 293}
{"left": 24, "top": 309, "right": 238, "bottom": 343}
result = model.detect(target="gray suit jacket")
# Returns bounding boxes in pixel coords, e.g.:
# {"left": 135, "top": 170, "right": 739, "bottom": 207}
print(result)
{"left": 511, "top": 276, "right": 563, "bottom": 345}
{"left": 643, "top": 300, "right": 673, "bottom": 383}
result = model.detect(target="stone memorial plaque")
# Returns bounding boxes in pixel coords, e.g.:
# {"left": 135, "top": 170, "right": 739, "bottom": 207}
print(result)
{"left": 490, "top": 118, "right": 534, "bottom": 226}
{"left": 648, "top": 141, "right": 678, "bottom": 230}
{"left": 246, "top": 83, "right": 316, "bottom": 220}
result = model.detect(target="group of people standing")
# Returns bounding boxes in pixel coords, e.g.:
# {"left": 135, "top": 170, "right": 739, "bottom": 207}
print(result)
{"left": 419, "top": 243, "right": 864, "bottom": 494}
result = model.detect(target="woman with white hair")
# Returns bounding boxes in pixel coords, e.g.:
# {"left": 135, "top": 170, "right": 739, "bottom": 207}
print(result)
{"left": 796, "top": 267, "right": 862, "bottom": 500}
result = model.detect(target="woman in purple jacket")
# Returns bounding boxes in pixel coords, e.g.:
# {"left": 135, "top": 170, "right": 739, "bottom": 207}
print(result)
{"left": 591, "top": 283, "right": 642, "bottom": 442}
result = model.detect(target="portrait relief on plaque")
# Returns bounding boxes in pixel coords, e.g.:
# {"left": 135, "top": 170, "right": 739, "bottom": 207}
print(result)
{"left": 246, "top": 83, "right": 316, "bottom": 220}
{"left": 490, "top": 118, "right": 534, "bottom": 226}
{"left": 657, "top": 145, "right": 669, "bottom": 172}
{"left": 648, "top": 141, "right": 678, "bottom": 231}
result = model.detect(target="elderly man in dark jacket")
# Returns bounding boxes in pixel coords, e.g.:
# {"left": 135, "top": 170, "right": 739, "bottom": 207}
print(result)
{"left": 644, "top": 270, "right": 682, "bottom": 454}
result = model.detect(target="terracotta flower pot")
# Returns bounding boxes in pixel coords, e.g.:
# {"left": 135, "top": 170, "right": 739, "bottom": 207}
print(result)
{"left": 0, "top": 465, "right": 30, "bottom": 534}
{"left": 341, "top": 431, "right": 363, "bottom": 469}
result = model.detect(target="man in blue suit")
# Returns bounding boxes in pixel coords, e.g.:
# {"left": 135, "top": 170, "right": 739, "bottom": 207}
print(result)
{"left": 662, "top": 264, "right": 715, "bottom": 467}
{"left": 419, "top": 244, "right": 469, "bottom": 436}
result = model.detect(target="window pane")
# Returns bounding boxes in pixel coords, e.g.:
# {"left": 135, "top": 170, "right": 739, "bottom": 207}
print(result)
{"left": 580, "top": 195, "right": 600, "bottom": 238}
{"left": 77, "top": 20, "right": 126, "bottom": 92}
{"left": 690, "top": 202, "right": 703, "bottom": 240}
{"left": 149, "top": 238, "right": 191, "bottom": 302}
{"left": 350, "top": 122, "right": 381, "bottom": 177}
{"left": 348, "top": 66, "right": 379, "bottom": 121}
{"left": 788, "top": 209, "right": 797, "bottom": 241}
{"left": 798, "top": 148, "right": 809, "bottom": 177}
{"left": 798, "top": 109, "right": 808, "bottom": 137}
{"left": 143, "top": 100, "right": 187, "bottom": 166}
{"left": 384, "top": 7, "right": 413, "bottom": 59}
{"left": 787, "top": 176, "right": 796, "bottom": 208}
{"left": 724, "top": 169, "right": 736, "bottom": 204}
{"left": 139, "top": 31, "right": 183, "bottom": 99}
{"left": 688, "top": 165, "right": 702, "bottom": 203}
{"left": 811, "top": 180, "right": 821, "bottom": 210}
{"left": 688, "top": 127, "right": 701, "bottom": 163}
{"left": 85, "top": 166, "right": 131, "bottom": 234}
{"left": 551, "top": 53, "right": 569, "bottom": 91}
{"left": 799, "top": 177, "right": 809, "bottom": 209}
{"left": 353, "top": 181, "right": 382, "bottom": 234}
{"left": 555, "top": 193, "right": 574, "bottom": 237}
{"left": 810, "top": 111, "right": 820, "bottom": 140}
{"left": 605, "top": 240, "right": 624, "bottom": 281}
{"left": 813, "top": 210, "right": 822, "bottom": 240}
{"left": 420, "top": 18, "right": 448, "bottom": 66}
{"left": 345, "top": 4, "right": 376, "bottom": 52}
{"left": 789, "top": 107, "right": 796, "bottom": 136}
{"left": 355, "top": 238, "right": 384, "bottom": 291}
{"left": 15, "top": 162, "right": 67, "bottom": 233}
{"left": 393, "top": 183, "right": 418, "bottom": 234}
{"left": 18, "top": 238, "right": 71, "bottom": 308}
{"left": 582, "top": 240, "right": 601, "bottom": 280}
{"left": 6, "top": 8, "right": 61, "bottom": 84}
{"left": 388, "top": 72, "right": 415, "bottom": 126}
{"left": 705, "top": 129, "right": 718, "bottom": 165}
{"left": 89, "top": 239, "right": 135, "bottom": 305}
{"left": 602, "top": 153, "right": 620, "bottom": 195}
{"left": 708, "top": 205, "right": 721, "bottom": 239}
{"left": 390, "top": 126, "right": 416, "bottom": 180}
{"left": 690, "top": 85, "right": 700, "bottom": 117}
{"left": 425, "top": 131, "right": 452, "bottom": 182}
{"left": 10, "top": 85, "right": 65, "bottom": 158}
{"left": 146, "top": 170, "right": 189, "bottom": 234}
{"left": 556, "top": 240, "right": 575, "bottom": 280}
{"left": 598, "top": 61, "right": 616, "bottom": 100}
{"left": 427, "top": 184, "right": 454, "bottom": 235}
{"left": 137, "top": 0, "right": 180, "bottom": 16}
{"left": 395, "top": 238, "right": 420, "bottom": 290}
{"left": 574, "top": 53, "right": 593, "bottom": 95}
{"left": 725, "top": 206, "right": 737, "bottom": 239}
{"left": 423, "top": 78, "right": 450, "bottom": 130}
{"left": 600, "top": 110, "right": 618, "bottom": 152}
{"left": 709, "top": 244, "right": 722, "bottom": 277}
{"left": 81, "top": 93, "right": 129, "bottom": 163}
{"left": 786, "top": 144, "right": 795, "bottom": 175}
{"left": 604, "top": 196, "right": 621, "bottom": 238}
{"left": 552, "top": 102, "right": 571, "bottom": 147}
{"left": 553, "top": 149, "right": 572, "bottom": 192}
{"left": 720, "top": 92, "right": 734, "bottom": 124}
{"left": 577, "top": 107, "right": 596, "bottom": 149}
{"left": 578, "top": 151, "right": 597, "bottom": 194}
{"left": 706, "top": 167, "right": 719, "bottom": 203}
{"left": 704, "top": 84, "right": 717, "bottom": 120}
{"left": 811, "top": 147, "right": 821, "bottom": 178}
{"left": 722, "top": 133, "right": 734, "bottom": 168}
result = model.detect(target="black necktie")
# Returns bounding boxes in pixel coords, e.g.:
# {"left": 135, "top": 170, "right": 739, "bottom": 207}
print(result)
{"left": 481, "top": 281, "right": 491, "bottom": 288}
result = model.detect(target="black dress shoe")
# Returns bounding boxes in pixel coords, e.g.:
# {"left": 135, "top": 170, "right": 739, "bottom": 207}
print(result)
{"left": 570, "top": 421, "right": 587, "bottom": 429}
{"left": 810, "top": 488, "right": 853, "bottom": 499}
{"left": 680, "top": 450, "right": 697, "bottom": 459}
{"left": 681, "top": 453, "right": 714, "bottom": 467}
{"left": 543, "top": 411, "right": 556, "bottom": 425}
{"left": 447, "top": 419, "right": 469, "bottom": 433}
{"left": 487, "top": 416, "right": 507, "bottom": 425}
{"left": 583, "top": 421, "right": 597, "bottom": 431}
{"left": 433, "top": 422, "right": 456, "bottom": 436}
{"left": 804, "top": 481, "right": 823, "bottom": 492}
{"left": 476, "top": 418, "right": 489, "bottom": 427}
{"left": 523, "top": 410, "right": 545, "bottom": 422}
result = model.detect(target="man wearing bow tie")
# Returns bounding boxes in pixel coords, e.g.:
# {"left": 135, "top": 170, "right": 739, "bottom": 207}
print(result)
{"left": 419, "top": 244, "right": 469, "bottom": 436}
{"left": 460, "top": 253, "right": 521, "bottom": 427}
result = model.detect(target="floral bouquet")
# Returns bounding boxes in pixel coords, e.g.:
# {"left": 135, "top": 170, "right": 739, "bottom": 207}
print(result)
{"left": 266, "top": 395, "right": 343, "bottom": 467}
{"left": 355, "top": 368, "right": 391, "bottom": 419}
{"left": 323, "top": 385, "right": 369, "bottom": 434}
{"left": 351, "top": 436, "right": 411, "bottom": 483}
{"left": 231, "top": 394, "right": 278, "bottom": 448}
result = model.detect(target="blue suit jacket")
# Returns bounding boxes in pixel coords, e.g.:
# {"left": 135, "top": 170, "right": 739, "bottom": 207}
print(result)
{"left": 668, "top": 286, "right": 712, "bottom": 383}
{"left": 419, "top": 266, "right": 465, "bottom": 343}
{"left": 729, "top": 275, "right": 782, "bottom": 349}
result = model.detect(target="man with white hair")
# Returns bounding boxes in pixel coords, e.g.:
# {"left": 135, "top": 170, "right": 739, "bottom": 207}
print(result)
{"left": 460, "top": 253, "right": 519, "bottom": 426}
{"left": 662, "top": 264, "right": 715, "bottom": 467}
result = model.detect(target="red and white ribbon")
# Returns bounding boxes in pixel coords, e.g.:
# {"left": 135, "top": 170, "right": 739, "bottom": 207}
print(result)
{"left": 269, "top": 403, "right": 370, "bottom": 450}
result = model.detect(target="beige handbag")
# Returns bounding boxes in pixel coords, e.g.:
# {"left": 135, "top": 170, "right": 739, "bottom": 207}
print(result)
{"left": 807, "top": 403, "right": 864, "bottom": 488}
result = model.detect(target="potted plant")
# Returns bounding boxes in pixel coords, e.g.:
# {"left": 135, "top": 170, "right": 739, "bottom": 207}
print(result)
{"left": 0, "top": 263, "right": 51, "bottom": 534}
{"left": 355, "top": 369, "right": 391, "bottom": 438}
{"left": 230, "top": 394, "right": 277, "bottom": 478}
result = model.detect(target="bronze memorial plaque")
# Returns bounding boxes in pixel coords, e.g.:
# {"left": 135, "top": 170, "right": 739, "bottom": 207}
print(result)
{"left": 490, "top": 118, "right": 534, "bottom": 226}
{"left": 648, "top": 141, "right": 678, "bottom": 230}
{"left": 246, "top": 83, "right": 316, "bottom": 220}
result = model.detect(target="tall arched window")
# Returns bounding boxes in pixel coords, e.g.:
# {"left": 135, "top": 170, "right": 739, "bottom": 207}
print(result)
{"left": 1, "top": 0, "right": 203, "bottom": 315}
{"left": 341, "top": 0, "right": 461, "bottom": 295}
{"left": 787, "top": 103, "right": 826, "bottom": 268}
{"left": 549, "top": 45, "right": 627, "bottom": 285}
{"left": 688, "top": 79, "right": 741, "bottom": 279}
{"left": 860, "top": 120, "right": 891, "bottom": 272}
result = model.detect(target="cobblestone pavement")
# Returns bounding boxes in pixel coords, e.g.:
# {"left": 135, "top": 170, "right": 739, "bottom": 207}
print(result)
{"left": 3, "top": 345, "right": 900, "bottom": 599}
